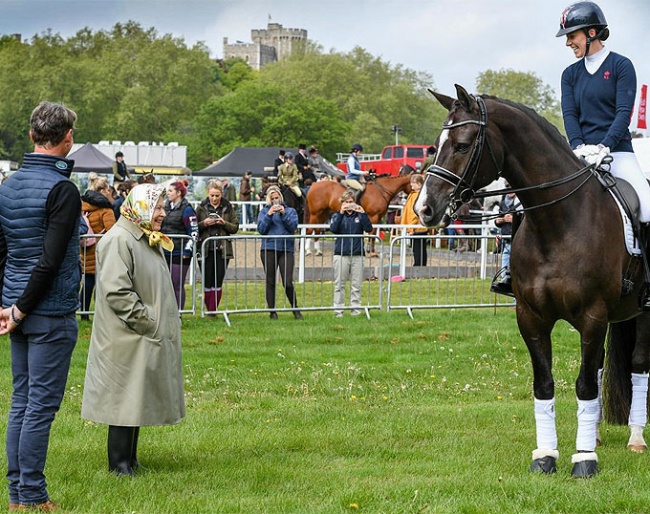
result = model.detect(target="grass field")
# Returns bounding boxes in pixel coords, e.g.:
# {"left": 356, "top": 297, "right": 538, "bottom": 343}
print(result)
{"left": 1, "top": 309, "right": 649, "bottom": 513}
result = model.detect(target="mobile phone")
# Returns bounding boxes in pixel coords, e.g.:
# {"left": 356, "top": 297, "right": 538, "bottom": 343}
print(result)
{"left": 273, "top": 199, "right": 281, "bottom": 206}
{"left": 209, "top": 213, "right": 218, "bottom": 218}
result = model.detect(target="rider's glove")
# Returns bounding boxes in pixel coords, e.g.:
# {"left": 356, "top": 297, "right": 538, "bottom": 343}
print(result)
{"left": 574, "top": 144, "right": 610, "bottom": 167}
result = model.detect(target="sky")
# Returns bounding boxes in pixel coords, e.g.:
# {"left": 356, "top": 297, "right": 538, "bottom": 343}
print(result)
{"left": 1, "top": 0, "right": 649, "bottom": 115}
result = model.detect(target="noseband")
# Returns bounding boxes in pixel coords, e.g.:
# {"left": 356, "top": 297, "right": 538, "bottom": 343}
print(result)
{"left": 425, "top": 96, "right": 489, "bottom": 217}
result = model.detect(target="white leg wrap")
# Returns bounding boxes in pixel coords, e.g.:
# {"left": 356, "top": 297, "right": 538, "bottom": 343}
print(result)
{"left": 629, "top": 372, "right": 649, "bottom": 428}
{"left": 534, "top": 397, "right": 557, "bottom": 451}
{"left": 315, "top": 240, "right": 322, "bottom": 252}
{"left": 576, "top": 398, "right": 600, "bottom": 452}
{"left": 597, "top": 368, "right": 604, "bottom": 423}
{"left": 305, "top": 239, "right": 313, "bottom": 251}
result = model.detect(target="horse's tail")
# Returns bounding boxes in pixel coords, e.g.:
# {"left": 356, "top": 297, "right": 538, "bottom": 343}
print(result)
{"left": 602, "top": 319, "right": 636, "bottom": 425}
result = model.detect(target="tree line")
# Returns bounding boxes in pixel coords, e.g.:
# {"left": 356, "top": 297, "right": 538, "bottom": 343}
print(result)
{"left": 0, "top": 22, "right": 562, "bottom": 171}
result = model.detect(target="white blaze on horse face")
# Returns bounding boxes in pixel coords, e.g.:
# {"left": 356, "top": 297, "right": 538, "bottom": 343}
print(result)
{"left": 415, "top": 128, "right": 450, "bottom": 218}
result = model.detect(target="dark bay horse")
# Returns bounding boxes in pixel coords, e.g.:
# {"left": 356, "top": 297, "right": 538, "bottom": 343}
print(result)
{"left": 415, "top": 84, "right": 650, "bottom": 477}
{"left": 304, "top": 175, "right": 413, "bottom": 255}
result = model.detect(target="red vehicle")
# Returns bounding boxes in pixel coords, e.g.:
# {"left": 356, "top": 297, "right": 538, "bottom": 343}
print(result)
{"left": 336, "top": 145, "right": 429, "bottom": 177}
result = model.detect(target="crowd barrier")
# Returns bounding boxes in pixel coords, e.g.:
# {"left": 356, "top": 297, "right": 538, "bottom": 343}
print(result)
{"left": 79, "top": 224, "right": 514, "bottom": 325}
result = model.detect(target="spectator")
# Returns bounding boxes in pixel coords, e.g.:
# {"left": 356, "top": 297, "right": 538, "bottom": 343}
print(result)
{"left": 345, "top": 143, "right": 370, "bottom": 203}
{"left": 113, "top": 179, "right": 136, "bottom": 220}
{"left": 112, "top": 151, "right": 131, "bottom": 189}
{"left": 240, "top": 171, "right": 255, "bottom": 225}
{"left": 222, "top": 178, "right": 237, "bottom": 203}
{"left": 307, "top": 147, "right": 321, "bottom": 181}
{"left": 196, "top": 180, "right": 240, "bottom": 314}
{"left": 490, "top": 186, "right": 521, "bottom": 296}
{"left": 81, "top": 183, "right": 185, "bottom": 477}
{"left": 273, "top": 149, "right": 285, "bottom": 174}
{"left": 401, "top": 174, "right": 429, "bottom": 266}
{"left": 295, "top": 143, "right": 315, "bottom": 186}
{"left": 80, "top": 172, "right": 117, "bottom": 320}
{"left": 330, "top": 190, "right": 373, "bottom": 317}
{"left": 0, "top": 101, "right": 80, "bottom": 511}
{"left": 420, "top": 145, "right": 437, "bottom": 173}
{"left": 161, "top": 180, "right": 198, "bottom": 310}
{"left": 257, "top": 185, "right": 302, "bottom": 320}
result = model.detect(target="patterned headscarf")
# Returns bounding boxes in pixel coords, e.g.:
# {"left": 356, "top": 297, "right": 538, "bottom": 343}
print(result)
{"left": 120, "top": 183, "right": 174, "bottom": 251}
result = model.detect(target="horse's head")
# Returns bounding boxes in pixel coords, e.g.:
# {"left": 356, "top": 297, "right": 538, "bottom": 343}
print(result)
{"left": 416, "top": 85, "right": 500, "bottom": 228}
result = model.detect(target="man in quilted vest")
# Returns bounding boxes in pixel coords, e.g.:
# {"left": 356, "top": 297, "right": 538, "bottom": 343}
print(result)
{"left": 0, "top": 101, "right": 81, "bottom": 511}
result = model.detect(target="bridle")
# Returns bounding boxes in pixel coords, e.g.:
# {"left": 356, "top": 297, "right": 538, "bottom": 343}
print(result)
{"left": 424, "top": 95, "right": 598, "bottom": 221}
{"left": 425, "top": 96, "right": 494, "bottom": 218}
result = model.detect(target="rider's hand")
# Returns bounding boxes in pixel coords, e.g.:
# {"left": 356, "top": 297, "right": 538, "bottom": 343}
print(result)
{"left": 581, "top": 144, "right": 610, "bottom": 167}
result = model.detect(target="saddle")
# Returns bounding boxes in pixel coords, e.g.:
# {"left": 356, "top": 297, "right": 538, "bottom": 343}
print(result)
{"left": 595, "top": 171, "right": 641, "bottom": 256}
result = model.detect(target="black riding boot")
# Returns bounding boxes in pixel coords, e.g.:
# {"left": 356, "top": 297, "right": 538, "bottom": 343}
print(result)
{"left": 641, "top": 223, "right": 650, "bottom": 310}
{"left": 108, "top": 425, "right": 136, "bottom": 477}
{"left": 490, "top": 267, "right": 514, "bottom": 297}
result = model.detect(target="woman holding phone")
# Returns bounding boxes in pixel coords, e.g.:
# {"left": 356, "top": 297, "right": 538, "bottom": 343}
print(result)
{"left": 196, "top": 180, "right": 239, "bottom": 314}
{"left": 257, "top": 185, "right": 302, "bottom": 320}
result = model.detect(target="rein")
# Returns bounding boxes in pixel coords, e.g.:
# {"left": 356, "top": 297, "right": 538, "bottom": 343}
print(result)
{"left": 425, "top": 95, "right": 601, "bottom": 222}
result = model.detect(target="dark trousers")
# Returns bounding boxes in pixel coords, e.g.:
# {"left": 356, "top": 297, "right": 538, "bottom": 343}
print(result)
{"left": 412, "top": 233, "right": 428, "bottom": 267}
{"left": 204, "top": 251, "right": 229, "bottom": 290}
{"left": 260, "top": 249, "right": 298, "bottom": 311}
{"left": 7, "top": 314, "right": 77, "bottom": 505}
{"left": 80, "top": 272, "right": 96, "bottom": 312}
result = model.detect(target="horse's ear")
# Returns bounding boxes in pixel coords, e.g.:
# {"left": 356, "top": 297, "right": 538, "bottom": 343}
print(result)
{"left": 454, "top": 84, "right": 474, "bottom": 113}
{"left": 428, "top": 88, "right": 454, "bottom": 110}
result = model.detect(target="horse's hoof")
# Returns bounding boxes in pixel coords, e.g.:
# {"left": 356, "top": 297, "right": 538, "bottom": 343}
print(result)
{"left": 305, "top": 251, "right": 312, "bottom": 256}
{"left": 315, "top": 251, "right": 323, "bottom": 256}
{"left": 627, "top": 444, "right": 646, "bottom": 453}
{"left": 530, "top": 456, "right": 557, "bottom": 474}
{"left": 571, "top": 452, "right": 599, "bottom": 478}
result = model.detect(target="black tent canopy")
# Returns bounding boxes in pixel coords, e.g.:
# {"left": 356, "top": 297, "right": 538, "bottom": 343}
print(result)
{"left": 194, "top": 147, "right": 296, "bottom": 177}
{"left": 67, "top": 142, "right": 115, "bottom": 173}
{"left": 193, "top": 147, "right": 344, "bottom": 178}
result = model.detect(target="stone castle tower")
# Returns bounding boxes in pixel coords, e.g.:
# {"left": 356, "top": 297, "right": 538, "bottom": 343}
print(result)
{"left": 223, "top": 22, "right": 307, "bottom": 70}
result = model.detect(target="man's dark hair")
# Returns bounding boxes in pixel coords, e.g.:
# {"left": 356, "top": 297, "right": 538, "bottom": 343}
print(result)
{"left": 30, "top": 101, "right": 76, "bottom": 147}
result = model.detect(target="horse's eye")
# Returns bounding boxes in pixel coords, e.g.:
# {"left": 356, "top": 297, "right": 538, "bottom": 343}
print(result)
{"left": 455, "top": 143, "right": 471, "bottom": 154}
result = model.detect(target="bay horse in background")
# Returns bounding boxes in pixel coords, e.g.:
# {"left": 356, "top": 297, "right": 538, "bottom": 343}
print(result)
{"left": 415, "top": 84, "right": 650, "bottom": 477}
{"left": 278, "top": 184, "right": 303, "bottom": 224}
{"left": 304, "top": 174, "right": 413, "bottom": 256}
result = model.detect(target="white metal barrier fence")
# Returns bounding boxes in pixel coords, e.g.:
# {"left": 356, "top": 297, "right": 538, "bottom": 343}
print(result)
{"left": 79, "top": 224, "right": 513, "bottom": 322}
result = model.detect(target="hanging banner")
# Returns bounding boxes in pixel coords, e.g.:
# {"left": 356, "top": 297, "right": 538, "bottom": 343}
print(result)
{"left": 638, "top": 84, "right": 647, "bottom": 130}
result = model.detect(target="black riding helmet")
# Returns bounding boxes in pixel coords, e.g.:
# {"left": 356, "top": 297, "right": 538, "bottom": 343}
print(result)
{"left": 556, "top": 2, "right": 608, "bottom": 37}
{"left": 351, "top": 143, "right": 363, "bottom": 152}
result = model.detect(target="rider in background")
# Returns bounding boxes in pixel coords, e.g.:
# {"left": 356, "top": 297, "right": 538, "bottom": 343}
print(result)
{"left": 277, "top": 151, "right": 303, "bottom": 209}
{"left": 346, "top": 143, "right": 370, "bottom": 203}
{"left": 558, "top": 1, "right": 650, "bottom": 307}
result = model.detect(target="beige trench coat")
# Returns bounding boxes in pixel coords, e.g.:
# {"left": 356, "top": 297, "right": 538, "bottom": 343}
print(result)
{"left": 81, "top": 216, "right": 185, "bottom": 426}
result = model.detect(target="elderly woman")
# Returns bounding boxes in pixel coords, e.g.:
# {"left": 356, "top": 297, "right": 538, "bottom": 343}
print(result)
{"left": 81, "top": 184, "right": 185, "bottom": 476}
{"left": 257, "top": 185, "right": 302, "bottom": 320}
{"left": 196, "top": 179, "right": 240, "bottom": 313}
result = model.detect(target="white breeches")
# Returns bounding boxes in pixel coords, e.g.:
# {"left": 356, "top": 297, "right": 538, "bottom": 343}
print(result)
{"left": 610, "top": 152, "right": 650, "bottom": 222}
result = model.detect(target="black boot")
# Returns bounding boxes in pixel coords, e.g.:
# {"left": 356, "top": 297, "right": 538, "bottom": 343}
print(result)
{"left": 641, "top": 223, "right": 650, "bottom": 310}
{"left": 131, "top": 427, "right": 142, "bottom": 470}
{"left": 108, "top": 425, "right": 136, "bottom": 477}
{"left": 490, "top": 267, "right": 514, "bottom": 297}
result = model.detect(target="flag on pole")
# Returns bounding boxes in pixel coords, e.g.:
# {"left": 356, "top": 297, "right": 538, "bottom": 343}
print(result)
{"left": 638, "top": 84, "right": 647, "bottom": 130}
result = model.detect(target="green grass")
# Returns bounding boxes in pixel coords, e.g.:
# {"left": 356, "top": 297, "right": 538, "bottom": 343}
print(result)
{"left": 2, "top": 309, "right": 649, "bottom": 513}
